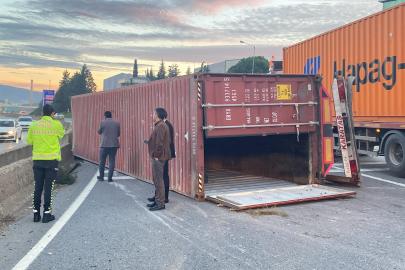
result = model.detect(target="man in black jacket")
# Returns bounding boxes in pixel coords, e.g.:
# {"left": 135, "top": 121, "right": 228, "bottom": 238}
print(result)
{"left": 148, "top": 111, "right": 175, "bottom": 203}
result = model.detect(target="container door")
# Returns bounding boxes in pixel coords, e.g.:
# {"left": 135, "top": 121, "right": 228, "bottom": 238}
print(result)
{"left": 202, "top": 74, "right": 318, "bottom": 138}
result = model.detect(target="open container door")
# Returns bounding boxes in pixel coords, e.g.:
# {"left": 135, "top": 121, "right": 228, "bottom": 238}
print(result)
{"left": 199, "top": 73, "right": 355, "bottom": 209}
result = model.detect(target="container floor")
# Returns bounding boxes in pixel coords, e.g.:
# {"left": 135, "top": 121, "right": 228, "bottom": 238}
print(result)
{"left": 204, "top": 168, "right": 356, "bottom": 210}
{"left": 204, "top": 168, "right": 297, "bottom": 197}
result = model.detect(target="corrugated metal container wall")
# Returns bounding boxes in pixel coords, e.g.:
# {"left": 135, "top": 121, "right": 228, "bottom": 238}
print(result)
{"left": 283, "top": 3, "right": 405, "bottom": 123}
{"left": 71, "top": 73, "right": 323, "bottom": 199}
{"left": 72, "top": 76, "right": 197, "bottom": 198}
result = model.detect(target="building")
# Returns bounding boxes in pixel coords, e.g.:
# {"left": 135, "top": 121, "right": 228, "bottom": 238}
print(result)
{"left": 103, "top": 73, "right": 132, "bottom": 91}
{"left": 194, "top": 59, "right": 283, "bottom": 73}
{"left": 379, "top": 0, "right": 405, "bottom": 9}
{"left": 118, "top": 76, "right": 150, "bottom": 87}
{"left": 194, "top": 59, "right": 241, "bottom": 73}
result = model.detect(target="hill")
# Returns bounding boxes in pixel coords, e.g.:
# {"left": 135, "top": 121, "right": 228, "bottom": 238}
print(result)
{"left": 0, "top": 84, "right": 43, "bottom": 105}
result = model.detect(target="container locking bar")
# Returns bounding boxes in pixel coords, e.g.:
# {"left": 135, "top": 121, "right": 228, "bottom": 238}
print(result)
{"left": 201, "top": 102, "right": 317, "bottom": 108}
{"left": 203, "top": 121, "right": 319, "bottom": 130}
{"left": 293, "top": 104, "right": 299, "bottom": 119}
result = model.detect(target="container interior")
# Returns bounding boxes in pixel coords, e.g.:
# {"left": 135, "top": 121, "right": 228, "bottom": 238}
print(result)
{"left": 204, "top": 133, "right": 311, "bottom": 186}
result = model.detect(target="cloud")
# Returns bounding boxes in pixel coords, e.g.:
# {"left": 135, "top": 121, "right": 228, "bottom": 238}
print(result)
{"left": 0, "top": 0, "right": 381, "bottom": 73}
{"left": 192, "top": 0, "right": 264, "bottom": 14}
{"left": 67, "top": 11, "right": 100, "bottom": 19}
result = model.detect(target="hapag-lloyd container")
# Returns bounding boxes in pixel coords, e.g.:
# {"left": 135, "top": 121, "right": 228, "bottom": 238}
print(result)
{"left": 283, "top": 3, "right": 405, "bottom": 123}
{"left": 71, "top": 73, "right": 327, "bottom": 200}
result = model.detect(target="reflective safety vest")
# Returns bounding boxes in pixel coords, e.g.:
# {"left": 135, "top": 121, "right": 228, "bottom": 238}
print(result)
{"left": 26, "top": 116, "right": 65, "bottom": 161}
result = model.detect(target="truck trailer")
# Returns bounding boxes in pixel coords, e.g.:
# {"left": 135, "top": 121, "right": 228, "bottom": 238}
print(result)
{"left": 283, "top": 3, "right": 405, "bottom": 176}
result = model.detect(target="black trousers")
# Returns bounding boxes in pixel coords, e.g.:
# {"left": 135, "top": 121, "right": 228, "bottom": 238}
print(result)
{"left": 99, "top": 147, "right": 118, "bottom": 180}
{"left": 163, "top": 160, "right": 169, "bottom": 200}
{"left": 33, "top": 160, "right": 59, "bottom": 213}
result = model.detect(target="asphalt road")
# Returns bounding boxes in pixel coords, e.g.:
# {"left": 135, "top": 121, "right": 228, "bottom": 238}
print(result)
{"left": 0, "top": 130, "right": 29, "bottom": 153}
{"left": 0, "top": 157, "right": 404, "bottom": 270}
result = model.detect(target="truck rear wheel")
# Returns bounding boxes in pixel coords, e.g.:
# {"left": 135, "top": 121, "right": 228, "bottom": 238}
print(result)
{"left": 385, "top": 134, "right": 405, "bottom": 177}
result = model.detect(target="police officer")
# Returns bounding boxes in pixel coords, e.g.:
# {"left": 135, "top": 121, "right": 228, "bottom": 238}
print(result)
{"left": 26, "top": 104, "right": 65, "bottom": 223}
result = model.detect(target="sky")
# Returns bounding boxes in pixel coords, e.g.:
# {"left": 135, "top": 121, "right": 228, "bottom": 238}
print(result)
{"left": 0, "top": 0, "right": 381, "bottom": 92}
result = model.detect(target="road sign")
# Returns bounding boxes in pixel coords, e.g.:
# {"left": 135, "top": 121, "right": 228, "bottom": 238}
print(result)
{"left": 43, "top": 90, "right": 55, "bottom": 107}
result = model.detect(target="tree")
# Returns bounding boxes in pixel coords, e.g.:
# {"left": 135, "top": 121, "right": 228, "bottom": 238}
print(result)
{"left": 52, "top": 64, "right": 97, "bottom": 112}
{"left": 146, "top": 68, "right": 150, "bottom": 78}
{"left": 199, "top": 62, "right": 204, "bottom": 72}
{"left": 157, "top": 60, "right": 166, "bottom": 80}
{"left": 186, "top": 66, "right": 191, "bottom": 75}
{"left": 149, "top": 68, "right": 156, "bottom": 81}
{"left": 203, "top": 65, "right": 210, "bottom": 73}
{"left": 133, "top": 59, "right": 138, "bottom": 77}
{"left": 53, "top": 69, "right": 70, "bottom": 113}
{"left": 168, "top": 63, "right": 181, "bottom": 77}
{"left": 30, "top": 100, "right": 43, "bottom": 116}
{"left": 82, "top": 64, "right": 97, "bottom": 93}
{"left": 199, "top": 62, "right": 210, "bottom": 73}
{"left": 227, "top": 56, "right": 269, "bottom": 73}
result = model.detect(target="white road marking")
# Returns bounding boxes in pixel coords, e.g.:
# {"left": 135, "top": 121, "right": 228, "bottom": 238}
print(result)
{"left": 12, "top": 172, "right": 99, "bottom": 270}
{"left": 100, "top": 176, "right": 135, "bottom": 180}
{"left": 331, "top": 166, "right": 405, "bottom": 188}
{"left": 360, "top": 173, "right": 405, "bottom": 188}
{"left": 358, "top": 162, "right": 386, "bottom": 165}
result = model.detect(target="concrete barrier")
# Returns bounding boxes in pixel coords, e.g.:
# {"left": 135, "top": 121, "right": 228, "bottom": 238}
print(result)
{"left": 0, "top": 131, "right": 76, "bottom": 220}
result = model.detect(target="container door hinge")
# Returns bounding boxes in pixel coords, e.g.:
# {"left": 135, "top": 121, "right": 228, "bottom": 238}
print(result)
{"left": 184, "top": 132, "right": 189, "bottom": 142}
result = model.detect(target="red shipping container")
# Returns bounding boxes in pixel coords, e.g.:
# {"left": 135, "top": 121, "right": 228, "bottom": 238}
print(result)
{"left": 71, "top": 73, "right": 328, "bottom": 201}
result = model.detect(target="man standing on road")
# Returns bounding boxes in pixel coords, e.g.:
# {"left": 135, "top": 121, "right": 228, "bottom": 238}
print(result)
{"left": 26, "top": 104, "right": 65, "bottom": 223}
{"left": 148, "top": 111, "right": 175, "bottom": 203}
{"left": 147, "top": 108, "right": 171, "bottom": 211}
{"left": 97, "top": 111, "right": 120, "bottom": 182}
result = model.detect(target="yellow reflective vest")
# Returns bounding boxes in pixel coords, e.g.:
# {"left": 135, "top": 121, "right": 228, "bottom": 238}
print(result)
{"left": 26, "top": 116, "right": 65, "bottom": 161}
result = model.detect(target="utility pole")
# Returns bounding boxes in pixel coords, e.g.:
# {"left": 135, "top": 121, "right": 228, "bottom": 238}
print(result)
{"left": 240, "top": 41, "right": 255, "bottom": 73}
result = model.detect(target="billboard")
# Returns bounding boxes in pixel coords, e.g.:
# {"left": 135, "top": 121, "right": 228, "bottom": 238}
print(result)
{"left": 43, "top": 90, "right": 55, "bottom": 107}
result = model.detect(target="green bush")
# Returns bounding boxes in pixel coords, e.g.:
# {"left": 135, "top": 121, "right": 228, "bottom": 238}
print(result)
{"left": 68, "top": 132, "right": 73, "bottom": 144}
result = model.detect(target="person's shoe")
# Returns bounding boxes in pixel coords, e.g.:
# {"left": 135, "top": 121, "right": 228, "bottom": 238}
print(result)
{"left": 42, "top": 213, "right": 55, "bottom": 223}
{"left": 164, "top": 199, "right": 169, "bottom": 203}
{"left": 147, "top": 202, "right": 157, "bottom": 208}
{"left": 147, "top": 197, "right": 155, "bottom": 202}
{"left": 97, "top": 176, "right": 104, "bottom": 181}
{"left": 33, "top": 212, "right": 41, "bottom": 222}
{"left": 149, "top": 204, "right": 165, "bottom": 211}
{"left": 107, "top": 178, "right": 113, "bottom": 182}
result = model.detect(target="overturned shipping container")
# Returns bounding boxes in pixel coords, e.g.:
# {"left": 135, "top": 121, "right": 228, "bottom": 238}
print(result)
{"left": 71, "top": 73, "right": 354, "bottom": 209}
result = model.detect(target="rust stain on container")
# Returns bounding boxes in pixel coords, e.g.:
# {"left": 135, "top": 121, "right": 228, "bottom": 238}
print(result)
{"left": 283, "top": 3, "right": 405, "bottom": 123}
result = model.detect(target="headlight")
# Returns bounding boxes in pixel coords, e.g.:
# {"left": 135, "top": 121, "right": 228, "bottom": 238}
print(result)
{"left": 8, "top": 130, "right": 15, "bottom": 135}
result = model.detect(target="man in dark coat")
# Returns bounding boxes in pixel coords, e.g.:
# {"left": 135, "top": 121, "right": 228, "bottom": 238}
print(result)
{"left": 148, "top": 111, "right": 176, "bottom": 203}
{"left": 147, "top": 108, "right": 172, "bottom": 211}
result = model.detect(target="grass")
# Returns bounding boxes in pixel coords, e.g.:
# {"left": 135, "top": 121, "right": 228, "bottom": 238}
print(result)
{"left": 242, "top": 206, "right": 289, "bottom": 218}
{"left": 64, "top": 112, "right": 72, "bottom": 118}
{"left": 68, "top": 132, "right": 73, "bottom": 144}
{"left": 57, "top": 165, "right": 77, "bottom": 185}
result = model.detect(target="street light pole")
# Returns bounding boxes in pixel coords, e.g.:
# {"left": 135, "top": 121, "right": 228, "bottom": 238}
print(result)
{"left": 240, "top": 41, "right": 255, "bottom": 73}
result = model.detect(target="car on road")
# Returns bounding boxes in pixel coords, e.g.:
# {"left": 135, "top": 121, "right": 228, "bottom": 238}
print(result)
{"left": 17, "top": 116, "right": 34, "bottom": 130}
{"left": 20, "top": 111, "right": 28, "bottom": 115}
{"left": 54, "top": 113, "right": 64, "bottom": 120}
{"left": 0, "top": 119, "right": 22, "bottom": 142}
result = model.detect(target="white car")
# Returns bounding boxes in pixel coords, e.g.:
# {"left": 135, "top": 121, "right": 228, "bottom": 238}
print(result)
{"left": 17, "top": 116, "right": 34, "bottom": 130}
{"left": 54, "top": 113, "right": 64, "bottom": 120}
{"left": 0, "top": 119, "right": 22, "bottom": 142}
